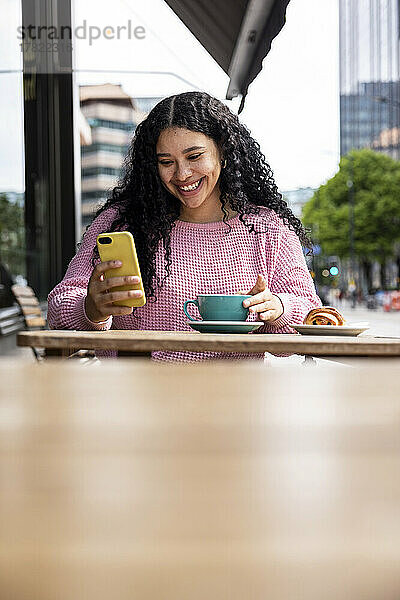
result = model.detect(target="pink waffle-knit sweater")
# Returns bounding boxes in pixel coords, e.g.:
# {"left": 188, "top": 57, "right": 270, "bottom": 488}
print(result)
{"left": 47, "top": 206, "right": 321, "bottom": 362}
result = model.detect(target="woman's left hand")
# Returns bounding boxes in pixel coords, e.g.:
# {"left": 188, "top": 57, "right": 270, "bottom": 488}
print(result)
{"left": 240, "top": 275, "right": 284, "bottom": 322}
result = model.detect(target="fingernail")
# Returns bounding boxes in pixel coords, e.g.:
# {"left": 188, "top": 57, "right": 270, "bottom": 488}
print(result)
{"left": 115, "top": 261, "right": 122, "bottom": 266}
{"left": 131, "top": 276, "right": 140, "bottom": 282}
{"left": 243, "top": 300, "right": 249, "bottom": 307}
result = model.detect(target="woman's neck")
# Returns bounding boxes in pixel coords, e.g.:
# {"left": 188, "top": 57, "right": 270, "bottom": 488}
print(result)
{"left": 179, "top": 202, "right": 237, "bottom": 224}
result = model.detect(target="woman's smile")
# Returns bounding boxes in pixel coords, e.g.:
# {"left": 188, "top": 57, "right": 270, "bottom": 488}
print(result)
{"left": 175, "top": 176, "right": 205, "bottom": 197}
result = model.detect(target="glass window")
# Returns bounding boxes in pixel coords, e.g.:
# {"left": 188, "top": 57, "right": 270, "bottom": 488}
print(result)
{"left": 0, "top": 0, "right": 25, "bottom": 307}
{"left": 86, "top": 117, "right": 134, "bottom": 132}
{"left": 82, "top": 166, "right": 121, "bottom": 178}
{"left": 81, "top": 143, "right": 129, "bottom": 155}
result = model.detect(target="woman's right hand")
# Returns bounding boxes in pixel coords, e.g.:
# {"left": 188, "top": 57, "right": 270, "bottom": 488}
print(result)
{"left": 85, "top": 260, "right": 143, "bottom": 323}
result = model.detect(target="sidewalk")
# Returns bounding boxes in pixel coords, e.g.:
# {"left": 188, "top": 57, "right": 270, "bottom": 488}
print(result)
{"left": 336, "top": 302, "right": 400, "bottom": 337}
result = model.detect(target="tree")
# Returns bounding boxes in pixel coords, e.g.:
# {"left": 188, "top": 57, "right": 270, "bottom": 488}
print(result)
{"left": 302, "top": 149, "right": 400, "bottom": 287}
{"left": 0, "top": 193, "right": 25, "bottom": 277}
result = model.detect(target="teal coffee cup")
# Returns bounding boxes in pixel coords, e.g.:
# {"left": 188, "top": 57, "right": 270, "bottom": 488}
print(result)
{"left": 183, "top": 294, "right": 252, "bottom": 322}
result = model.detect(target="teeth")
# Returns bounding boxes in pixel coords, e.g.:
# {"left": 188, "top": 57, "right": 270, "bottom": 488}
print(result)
{"left": 179, "top": 178, "right": 202, "bottom": 191}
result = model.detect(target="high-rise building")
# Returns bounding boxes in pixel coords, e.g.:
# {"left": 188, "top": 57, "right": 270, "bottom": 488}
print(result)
{"left": 339, "top": 0, "right": 400, "bottom": 159}
{"left": 80, "top": 85, "right": 162, "bottom": 232}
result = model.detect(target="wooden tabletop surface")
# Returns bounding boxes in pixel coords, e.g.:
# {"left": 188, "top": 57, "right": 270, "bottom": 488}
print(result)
{"left": 17, "top": 328, "right": 400, "bottom": 356}
{"left": 1, "top": 360, "right": 400, "bottom": 599}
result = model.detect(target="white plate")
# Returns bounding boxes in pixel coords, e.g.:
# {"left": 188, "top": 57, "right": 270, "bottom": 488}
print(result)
{"left": 187, "top": 320, "right": 263, "bottom": 334}
{"left": 290, "top": 322, "right": 370, "bottom": 337}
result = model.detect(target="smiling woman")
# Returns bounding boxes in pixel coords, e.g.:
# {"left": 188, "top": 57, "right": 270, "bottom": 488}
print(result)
{"left": 47, "top": 91, "right": 321, "bottom": 362}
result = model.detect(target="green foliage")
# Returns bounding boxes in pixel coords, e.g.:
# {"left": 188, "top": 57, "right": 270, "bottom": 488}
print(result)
{"left": 302, "top": 149, "right": 400, "bottom": 261}
{"left": 0, "top": 193, "right": 25, "bottom": 277}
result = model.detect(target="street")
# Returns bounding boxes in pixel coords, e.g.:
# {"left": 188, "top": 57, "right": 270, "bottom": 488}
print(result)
{"left": 338, "top": 303, "right": 400, "bottom": 337}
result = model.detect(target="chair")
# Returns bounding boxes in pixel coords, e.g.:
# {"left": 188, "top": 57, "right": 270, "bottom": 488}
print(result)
{"left": 11, "top": 284, "right": 46, "bottom": 328}
{"left": 0, "top": 305, "right": 25, "bottom": 336}
{"left": 11, "top": 284, "right": 97, "bottom": 363}
{"left": 11, "top": 284, "right": 98, "bottom": 364}
{"left": 11, "top": 284, "right": 46, "bottom": 360}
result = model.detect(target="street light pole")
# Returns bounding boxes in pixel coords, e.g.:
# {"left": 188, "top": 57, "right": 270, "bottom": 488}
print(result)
{"left": 347, "top": 153, "right": 355, "bottom": 285}
{"left": 347, "top": 155, "right": 357, "bottom": 307}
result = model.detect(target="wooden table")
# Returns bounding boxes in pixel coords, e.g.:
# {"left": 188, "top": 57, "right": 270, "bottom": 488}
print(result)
{"left": 1, "top": 360, "right": 400, "bottom": 599}
{"left": 16, "top": 328, "right": 400, "bottom": 358}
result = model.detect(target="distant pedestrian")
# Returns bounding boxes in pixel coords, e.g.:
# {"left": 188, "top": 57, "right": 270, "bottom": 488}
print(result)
{"left": 348, "top": 281, "right": 357, "bottom": 309}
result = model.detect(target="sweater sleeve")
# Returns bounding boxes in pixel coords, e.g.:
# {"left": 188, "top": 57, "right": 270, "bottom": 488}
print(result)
{"left": 47, "top": 210, "right": 117, "bottom": 331}
{"left": 257, "top": 225, "right": 321, "bottom": 334}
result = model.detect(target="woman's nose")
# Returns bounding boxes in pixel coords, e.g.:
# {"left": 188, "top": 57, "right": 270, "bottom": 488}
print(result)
{"left": 175, "top": 162, "right": 192, "bottom": 180}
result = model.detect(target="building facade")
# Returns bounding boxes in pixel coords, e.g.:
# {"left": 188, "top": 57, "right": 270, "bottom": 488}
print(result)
{"left": 339, "top": 0, "right": 400, "bottom": 159}
{"left": 80, "top": 85, "right": 161, "bottom": 233}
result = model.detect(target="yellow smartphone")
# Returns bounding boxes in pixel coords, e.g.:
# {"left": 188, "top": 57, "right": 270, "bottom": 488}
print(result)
{"left": 96, "top": 231, "right": 146, "bottom": 308}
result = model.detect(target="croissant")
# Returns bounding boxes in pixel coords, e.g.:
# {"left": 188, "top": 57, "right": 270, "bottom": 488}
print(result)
{"left": 303, "top": 306, "right": 346, "bottom": 326}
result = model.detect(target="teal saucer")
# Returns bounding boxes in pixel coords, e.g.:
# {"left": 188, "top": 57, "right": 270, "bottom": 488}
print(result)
{"left": 187, "top": 320, "right": 263, "bottom": 334}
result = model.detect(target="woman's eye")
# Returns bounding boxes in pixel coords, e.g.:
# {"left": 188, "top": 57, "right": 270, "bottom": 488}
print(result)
{"left": 158, "top": 153, "right": 203, "bottom": 166}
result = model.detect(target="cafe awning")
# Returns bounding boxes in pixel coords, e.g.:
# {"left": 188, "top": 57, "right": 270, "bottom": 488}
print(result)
{"left": 164, "top": 0, "right": 291, "bottom": 111}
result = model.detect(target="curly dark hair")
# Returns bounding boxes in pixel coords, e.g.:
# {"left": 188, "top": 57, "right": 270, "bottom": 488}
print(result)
{"left": 91, "top": 91, "right": 311, "bottom": 304}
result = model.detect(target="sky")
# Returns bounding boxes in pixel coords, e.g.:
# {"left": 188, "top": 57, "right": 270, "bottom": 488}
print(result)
{"left": 0, "top": 0, "right": 340, "bottom": 193}
{"left": 240, "top": 0, "right": 340, "bottom": 190}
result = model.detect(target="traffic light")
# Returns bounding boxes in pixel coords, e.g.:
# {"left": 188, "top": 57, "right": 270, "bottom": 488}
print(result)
{"left": 328, "top": 256, "right": 340, "bottom": 278}
{"left": 321, "top": 257, "right": 340, "bottom": 279}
